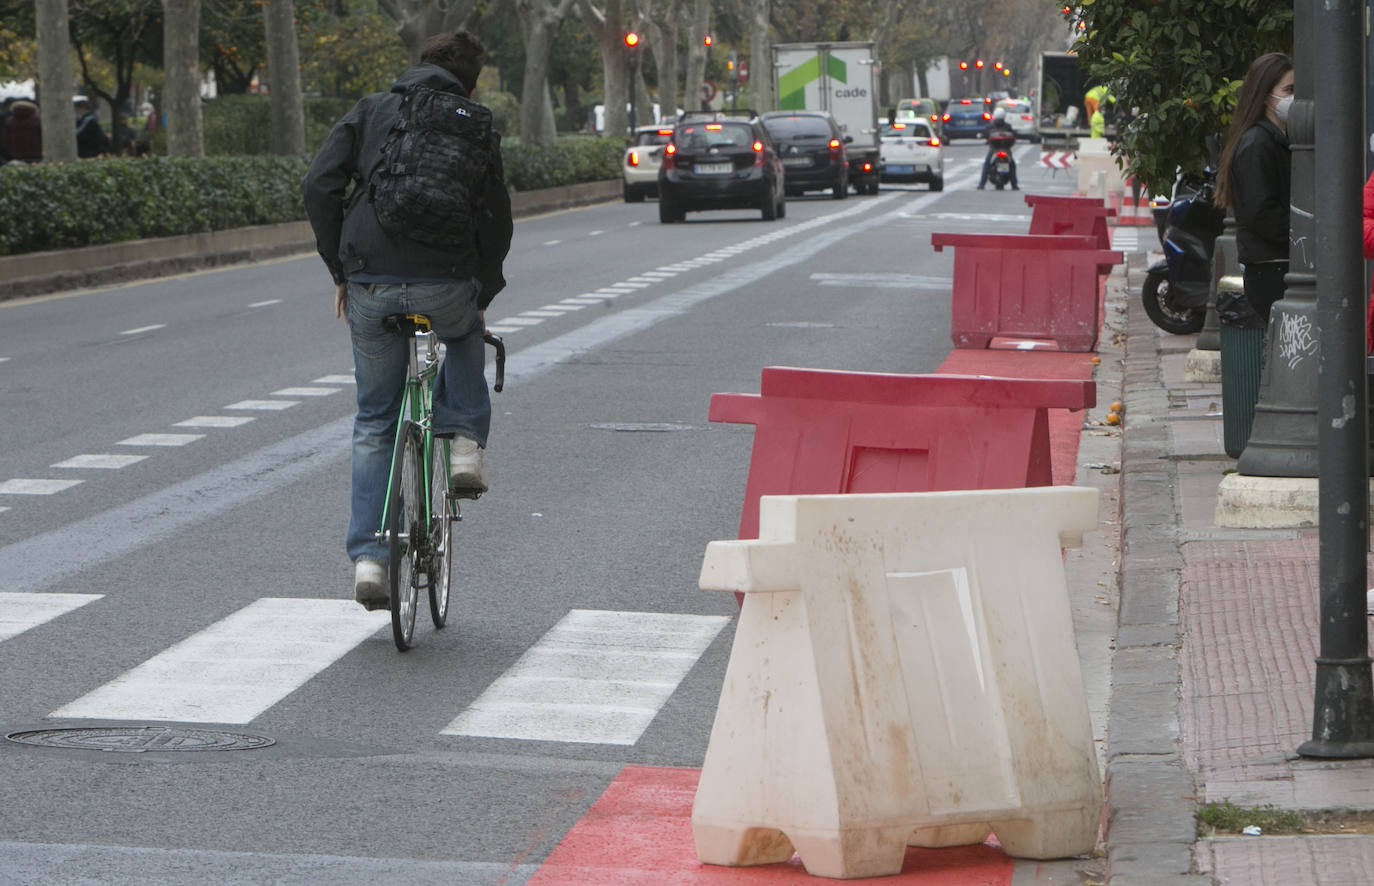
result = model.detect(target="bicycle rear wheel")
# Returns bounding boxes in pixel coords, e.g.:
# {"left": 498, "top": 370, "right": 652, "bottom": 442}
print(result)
{"left": 428, "top": 437, "right": 452, "bottom": 628}
{"left": 388, "top": 422, "right": 423, "bottom": 650}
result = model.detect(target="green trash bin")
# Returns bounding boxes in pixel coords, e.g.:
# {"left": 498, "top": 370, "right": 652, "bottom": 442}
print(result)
{"left": 1220, "top": 324, "right": 1265, "bottom": 458}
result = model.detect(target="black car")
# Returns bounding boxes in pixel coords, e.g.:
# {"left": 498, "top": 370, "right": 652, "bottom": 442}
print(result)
{"left": 657, "top": 112, "right": 786, "bottom": 223}
{"left": 759, "top": 110, "right": 850, "bottom": 200}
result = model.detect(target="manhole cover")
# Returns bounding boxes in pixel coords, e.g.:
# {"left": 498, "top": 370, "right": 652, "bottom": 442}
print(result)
{"left": 589, "top": 422, "right": 697, "bottom": 432}
{"left": 6, "top": 726, "right": 276, "bottom": 753}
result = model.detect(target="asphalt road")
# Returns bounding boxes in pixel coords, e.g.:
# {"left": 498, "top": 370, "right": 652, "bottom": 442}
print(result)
{"left": 0, "top": 140, "right": 1078, "bottom": 884}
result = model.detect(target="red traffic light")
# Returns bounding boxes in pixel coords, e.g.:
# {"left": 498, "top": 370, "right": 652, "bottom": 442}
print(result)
{"left": 959, "top": 61, "right": 969, "bottom": 70}
{"left": 993, "top": 61, "right": 1003, "bottom": 70}
{"left": 624, "top": 32, "right": 640, "bottom": 47}
{"left": 975, "top": 59, "right": 985, "bottom": 69}
{"left": 1062, "top": 5, "right": 1071, "bottom": 12}
{"left": 703, "top": 34, "right": 712, "bottom": 46}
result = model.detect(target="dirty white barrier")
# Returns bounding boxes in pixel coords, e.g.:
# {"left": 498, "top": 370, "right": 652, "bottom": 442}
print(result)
{"left": 692, "top": 487, "right": 1102, "bottom": 879}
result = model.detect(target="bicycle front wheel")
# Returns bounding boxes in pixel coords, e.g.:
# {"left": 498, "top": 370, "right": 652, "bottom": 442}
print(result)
{"left": 428, "top": 437, "right": 453, "bottom": 628}
{"left": 388, "top": 422, "right": 423, "bottom": 650}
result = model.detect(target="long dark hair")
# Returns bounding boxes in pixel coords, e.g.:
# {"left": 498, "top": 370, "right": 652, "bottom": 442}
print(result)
{"left": 1216, "top": 52, "right": 1292, "bottom": 208}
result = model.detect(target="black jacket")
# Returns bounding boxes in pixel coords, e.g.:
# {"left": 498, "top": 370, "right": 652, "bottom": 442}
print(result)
{"left": 301, "top": 64, "right": 513, "bottom": 308}
{"left": 1229, "top": 119, "right": 1290, "bottom": 264}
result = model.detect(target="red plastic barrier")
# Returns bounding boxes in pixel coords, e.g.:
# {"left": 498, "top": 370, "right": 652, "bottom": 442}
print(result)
{"left": 710, "top": 366, "right": 1096, "bottom": 542}
{"left": 931, "top": 232, "right": 1123, "bottom": 352}
{"left": 1025, "top": 193, "right": 1116, "bottom": 250}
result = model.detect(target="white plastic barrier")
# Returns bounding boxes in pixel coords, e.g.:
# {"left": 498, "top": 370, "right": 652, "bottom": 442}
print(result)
{"left": 692, "top": 487, "right": 1102, "bottom": 879}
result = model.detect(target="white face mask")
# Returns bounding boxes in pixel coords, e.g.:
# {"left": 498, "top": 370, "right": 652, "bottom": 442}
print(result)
{"left": 1271, "top": 93, "right": 1293, "bottom": 123}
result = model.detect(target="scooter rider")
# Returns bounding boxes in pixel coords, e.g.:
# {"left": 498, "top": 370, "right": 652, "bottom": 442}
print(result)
{"left": 978, "top": 107, "right": 1019, "bottom": 190}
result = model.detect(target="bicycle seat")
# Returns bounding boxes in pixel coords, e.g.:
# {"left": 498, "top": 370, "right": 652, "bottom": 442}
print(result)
{"left": 381, "top": 313, "right": 432, "bottom": 334}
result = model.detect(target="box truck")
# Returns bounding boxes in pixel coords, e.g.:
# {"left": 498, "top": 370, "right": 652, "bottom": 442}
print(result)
{"left": 773, "top": 42, "right": 882, "bottom": 194}
{"left": 1036, "top": 51, "right": 1112, "bottom": 147}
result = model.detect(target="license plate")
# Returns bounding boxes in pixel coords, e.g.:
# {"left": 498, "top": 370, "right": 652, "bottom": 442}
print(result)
{"left": 886, "top": 165, "right": 914, "bottom": 174}
{"left": 694, "top": 162, "right": 732, "bottom": 175}
{"left": 995, "top": 162, "right": 1010, "bottom": 173}
{"left": 783, "top": 156, "right": 812, "bottom": 168}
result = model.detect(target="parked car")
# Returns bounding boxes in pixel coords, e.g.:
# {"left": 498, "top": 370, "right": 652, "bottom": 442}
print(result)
{"left": 658, "top": 111, "right": 786, "bottom": 223}
{"left": 997, "top": 99, "right": 1038, "bottom": 142}
{"left": 941, "top": 97, "right": 993, "bottom": 140}
{"left": 759, "top": 110, "right": 850, "bottom": 199}
{"left": 879, "top": 119, "right": 944, "bottom": 191}
{"left": 622, "top": 125, "right": 674, "bottom": 202}
{"left": 894, "top": 97, "right": 942, "bottom": 134}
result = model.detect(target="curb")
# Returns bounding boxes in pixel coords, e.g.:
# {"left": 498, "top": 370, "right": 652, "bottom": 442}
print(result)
{"left": 0, "top": 179, "right": 622, "bottom": 301}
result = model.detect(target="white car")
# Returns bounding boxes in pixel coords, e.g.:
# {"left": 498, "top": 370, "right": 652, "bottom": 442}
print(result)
{"left": 878, "top": 119, "right": 944, "bottom": 191}
{"left": 997, "top": 99, "right": 1038, "bottom": 142}
{"left": 622, "top": 125, "right": 674, "bottom": 202}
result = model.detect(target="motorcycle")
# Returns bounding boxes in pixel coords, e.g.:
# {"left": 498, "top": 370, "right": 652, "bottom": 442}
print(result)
{"left": 1141, "top": 168, "right": 1226, "bottom": 334}
{"left": 984, "top": 131, "right": 1017, "bottom": 190}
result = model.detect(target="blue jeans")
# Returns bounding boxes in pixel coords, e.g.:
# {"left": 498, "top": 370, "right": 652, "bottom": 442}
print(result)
{"left": 346, "top": 280, "right": 489, "bottom": 564}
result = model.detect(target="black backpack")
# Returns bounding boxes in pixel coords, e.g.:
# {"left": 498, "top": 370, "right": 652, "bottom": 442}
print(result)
{"left": 369, "top": 85, "right": 494, "bottom": 248}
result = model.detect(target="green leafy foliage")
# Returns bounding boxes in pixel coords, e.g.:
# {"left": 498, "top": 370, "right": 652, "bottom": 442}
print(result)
{"left": 500, "top": 136, "right": 624, "bottom": 192}
{"left": 198, "top": 94, "right": 355, "bottom": 155}
{"left": 1068, "top": 0, "right": 1292, "bottom": 194}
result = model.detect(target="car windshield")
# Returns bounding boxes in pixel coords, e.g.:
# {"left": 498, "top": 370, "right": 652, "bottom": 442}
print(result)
{"left": 763, "top": 116, "right": 833, "bottom": 139}
{"left": 882, "top": 122, "right": 932, "bottom": 139}
{"left": 676, "top": 122, "right": 755, "bottom": 149}
{"left": 635, "top": 129, "right": 673, "bottom": 147}
{"left": 1001, "top": 101, "right": 1032, "bottom": 115}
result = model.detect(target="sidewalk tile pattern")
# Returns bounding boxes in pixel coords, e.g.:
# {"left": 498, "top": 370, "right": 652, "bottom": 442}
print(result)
{"left": 1197, "top": 836, "right": 1374, "bottom": 885}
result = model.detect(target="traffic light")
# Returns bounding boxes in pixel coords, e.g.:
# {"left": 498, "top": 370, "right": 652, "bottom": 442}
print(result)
{"left": 959, "top": 60, "right": 969, "bottom": 71}
{"left": 975, "top": 59, "right": 985, "bottom": 70}
{"left": 727, "top": 51, "right": 738, "bottom": 78}
{"left": 993, "top": 61, "right": 1003, "bottom": 71}
{"left": 703, "top": 34, "right": 712, "bottom": 47}
{"left": 624, "top": 32, "right": 640, "bottom": 70}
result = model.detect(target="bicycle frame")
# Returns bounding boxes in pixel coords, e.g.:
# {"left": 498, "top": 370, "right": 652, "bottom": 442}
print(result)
{"left": 377, "top": 319, "right": 441, "bottom": 542}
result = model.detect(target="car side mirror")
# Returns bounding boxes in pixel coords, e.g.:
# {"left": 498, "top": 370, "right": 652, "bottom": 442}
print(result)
{"left": 844, "top": 135, "right": 854, "bottom": 144}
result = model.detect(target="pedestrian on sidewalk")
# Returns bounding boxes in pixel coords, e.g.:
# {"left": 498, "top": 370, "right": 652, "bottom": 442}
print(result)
{"left": 1215, "top": 52, "right": 1293, "bottom": 324}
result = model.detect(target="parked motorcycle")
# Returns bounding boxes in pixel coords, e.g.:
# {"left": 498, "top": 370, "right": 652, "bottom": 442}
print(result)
{"left": 985, "top": 131, "right": 1017, "bottom": 190}
{"left": 1141, "top": 168, "right": 1226, "bottom": 334}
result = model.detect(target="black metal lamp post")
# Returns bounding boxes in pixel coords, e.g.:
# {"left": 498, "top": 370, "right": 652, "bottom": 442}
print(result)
{"left": 1296, "top": 0, "right": 1374, "bottom": 759}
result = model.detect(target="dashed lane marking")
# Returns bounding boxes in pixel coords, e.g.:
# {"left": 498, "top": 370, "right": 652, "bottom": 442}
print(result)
{"left": 51, "top": 454, "right": 149, "bottom": 469}
{"left": 0, "top": 592, "right": 103, "bottom": 643}
{"left": 271, "top": 387, "right": 340, "bottom": 397}
{"left": 540, "top": 304, "right": 584, "bottom": 312}
{"left": 312, "top": 374, "right": 355, "bottom": 385}
{"left": 117, "top": 434, "right": 205, "bottom": 447}
{"left": 495, "top": 317, "right": 544, "bottom": 327}
{"left": 249, "top": 299, "right": 282, "bottom": 308}
{"left": 119, "top": 324, "right": 166, "bottom": 336}
{"left": 175, "top": 416, "right": 256, "bottom": 428}
{"left": 50, "top": 598, "right": 387, "bottom": 723}
{"left": 442, "top": 609, "right": 729, "bottom": 745}
{"left": 0, "top": 479, "right": 83, "bottom": 495}
{"left": 226, "top": 400, "right": 298, "bottom": 411}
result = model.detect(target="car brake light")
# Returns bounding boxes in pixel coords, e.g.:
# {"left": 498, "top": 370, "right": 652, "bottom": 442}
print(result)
{"left": 982, "top": 113, "right": 992, "bottom": 121}
{"left": 942, "top": 113, "right": 951, "bottom": 122}
{"left": 665, "top": 143, "right": 676, "bottom": 154}
{"left": 929, "top": 137, "right": 941, "bottom": 147}
{"left": 862, "top": 162, "right": 872, "bottom": 172}
{"left": 995, "top": 151, "right": 1008, "bottom": 159}
{"left": 828, "top": 138, "right": 841, "bottom": 148}
{"left": 959, "top": 99, "right": 971, "bottom": 105}
{"left": 706, "top": 123, "right": 723, "bottom": 130}
{"left": 753, "top": 141, "right": 764, "bottom": 152}
{"left": 657, "top": 128, "right": 673, "bottom": 135}
{"left": 628, "top": 150, "right": 640, "bottom": 167}
{"left": 1021, "top": 115, "right": 1034, "bottom": 121}
{"left": 663, "top": 143, "right": 676, "bottom": 169}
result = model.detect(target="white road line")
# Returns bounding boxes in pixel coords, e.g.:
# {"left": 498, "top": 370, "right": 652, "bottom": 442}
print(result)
{"left": 0, "top": 357, "right": 10, "bottom": 363}
{"left": 118, "top": 434, "right": 205, "bottom": 447}
{"left": 639, "top": 271, "right": 677, "bottom": 278}
{"left": 810, "top": 272, "right": 953, "bottom": 289}
{"left": 590, "top": 290, "right": 624, "bottom": 297}
{"left": 174, "top": 416, "right": 256, "bottom": 428}
{"left": 0, "top": 479, "right": 83, "bottom": 495}
{"left": 588, "top": 230, "right": 605, "bottom": 236}
{"left": 486, "top": 325, "right": 521, "bottom": 334}
{"left": 0, "top": 507, "right": 8, "bottom": 513}
{"left": 271, "top": 387, "right": 339, "bottom": 397}
{"left": 494, "top": 317, "right": 544, "bottom": 327}
{"left": 51, "top": 454, "right": 149, "bottom": 469}
{"left": 312, "top": 374, "right": 355, "bottom": 385}
{"left": 249, "top": 299, "right": 282, "bottom": 308}
{"left": 521, "top": 311, "right": 565, "bottom": 318}
{"left": 226, "top": 400, "right": 299, "bottom": 411}
{"left": 561, "top": 297, "right": 606, "bottom": 305}
{"left": 612, "top": 282, "right": 651, "bottom": 289}
{"left": 442, "top": 609, "right": 729, "bottom": 745}
{"left": 50, "top": 598, "right": 387, "bottom": 723}
{"left": 540, "top": 304, "right": 584, "bottom": 312}
{"left": 120, "top": 325, "right": 166, "bottom": 336}
{"left": 543, "top": 240, "right": 562, "bottom": 246}
{"left": 0, "top": 592, "right": 102, "bottom": 643}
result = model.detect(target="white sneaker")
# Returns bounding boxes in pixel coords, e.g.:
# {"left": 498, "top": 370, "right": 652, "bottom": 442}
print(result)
{"left": 449, "top": 435, "right": 488, "bottom": 493}
{"left": 354, "top": 560, "right": 387, "bottom": 610}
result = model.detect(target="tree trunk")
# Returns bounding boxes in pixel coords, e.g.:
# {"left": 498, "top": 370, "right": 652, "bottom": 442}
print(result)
{"left": 518, "top": 0, "right": 575, "bottom": 146}
{"left": 577, "top": 0, "right": 627, "bottom": 137}
{"left": 375, "top": 0, "right": 481, "bottom": 65}
{"left": 35, "top": 0, "right": 77, "bottom": 162}
{"left": 646, "top": 2, "right": 677, "bottom": 121}
{"left": 747, "top": 0, "right": 772, "bottom": 113}
{"left": 682, "top": 0, "right": 709, "bottom": 111}
{"left": 163, "top": 0, "right": 204, "bottom": 157}
{"left": 264, "top": 0, "right": 306, "bottom": 155}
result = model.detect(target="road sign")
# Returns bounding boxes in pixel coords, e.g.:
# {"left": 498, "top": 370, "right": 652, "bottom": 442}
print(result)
{"left": 738, "top": 60, "right": 749, "bottom": 84}
{"left": 702, "top": 80, "right": 717, "bottom": 103}
{"left": 1041, "top": 151, "right": 1076, "bottom": 169}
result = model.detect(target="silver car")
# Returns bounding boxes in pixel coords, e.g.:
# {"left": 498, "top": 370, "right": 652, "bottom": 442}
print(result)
{"left": 997, "top": 99, "right": 1038, "bottom": 142}
{"left": 878, "top": 119, "right": 944, "bottom": 191}
{"left": 622, "top": 125, "right": 675, "bottom": 202}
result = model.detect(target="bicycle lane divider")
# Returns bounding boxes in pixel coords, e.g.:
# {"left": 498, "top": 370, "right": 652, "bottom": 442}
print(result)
{"left": 0, "top": 190, "right": 933, "bottom": 597}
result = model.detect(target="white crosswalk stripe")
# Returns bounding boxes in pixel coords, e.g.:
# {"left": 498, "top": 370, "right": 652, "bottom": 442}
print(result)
{"left": 0, "top": 593, "right": 102, "bottom": 643}
{"left": 174, "top": 416, "right": 256, "bottom": 428}
{"left": 442, "top": 609, "right": 729, "bottom": 745}
{"left": 50, "top": 598, "right": 387, "bottom": 723}
{"left": 271, "top": 387, "right": 340, "bottom": 397}
{"left": 0, "top": 479, "right": 83, "bottom": 495}
{"left": 51, "top": 454, "right": 148, "bottom": 469}
{"left": 118, "top": 433, "right": 205, "bottom": 447}
{"left": 226, "top": 400, "right": 298, "bottom": 411}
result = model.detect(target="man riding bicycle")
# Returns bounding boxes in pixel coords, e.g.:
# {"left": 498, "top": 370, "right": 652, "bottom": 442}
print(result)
{"left": 302, "top": 29, "right": 513, "bottom": 609}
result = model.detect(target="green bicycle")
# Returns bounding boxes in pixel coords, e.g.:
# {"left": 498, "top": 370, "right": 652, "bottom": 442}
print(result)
{"left": 378, "top": 313, "right": 505, "bottom": 651}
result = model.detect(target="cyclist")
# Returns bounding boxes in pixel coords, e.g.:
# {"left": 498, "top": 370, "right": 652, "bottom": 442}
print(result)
{"left": 977, "top": 107, "right": 1019, "bottom": 191}
{"left": 302, "top": 29, "right": 513, "bottom": 609}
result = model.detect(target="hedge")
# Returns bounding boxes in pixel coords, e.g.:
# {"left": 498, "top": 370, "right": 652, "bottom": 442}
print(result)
{"left": 0, "top": 135, "right": 625, "bottom": 257}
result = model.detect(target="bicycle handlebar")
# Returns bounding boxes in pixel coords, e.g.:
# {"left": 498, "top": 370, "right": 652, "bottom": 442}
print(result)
{"left": 484, "top": 332, "right": 506, "bottom": 393}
